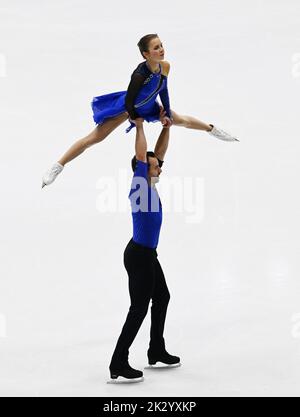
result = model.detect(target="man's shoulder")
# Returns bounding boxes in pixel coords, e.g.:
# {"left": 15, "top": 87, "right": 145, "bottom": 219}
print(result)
{"left": 131, "top": 159, "right": 148, "bottom": 182}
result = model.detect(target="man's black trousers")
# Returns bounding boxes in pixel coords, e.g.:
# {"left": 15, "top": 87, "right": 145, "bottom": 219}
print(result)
{"left": 110, "top": 238, "right": 170, "bottom": 369}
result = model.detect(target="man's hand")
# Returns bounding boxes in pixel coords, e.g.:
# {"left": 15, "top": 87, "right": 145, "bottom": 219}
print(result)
{"left": 161, "top": 117, "right": 173, "bottom": 128}
{"left": 159, "top": 105, "right": 173, "bottom": 128}
{"left": 130, "top": 117, "right": 144, "bottom": 128}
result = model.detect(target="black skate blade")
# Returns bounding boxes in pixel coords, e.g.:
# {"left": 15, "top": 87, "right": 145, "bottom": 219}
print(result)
{"left": 145, "top": 362, "right": 181, "bottom": 369}
{"left": 107, "top": 376, "right": 144, "bottom": 384}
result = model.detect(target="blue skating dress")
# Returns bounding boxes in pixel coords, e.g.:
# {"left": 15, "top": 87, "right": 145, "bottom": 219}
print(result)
{"left": 91, "top": 61, "right": 172, "bottom": 134}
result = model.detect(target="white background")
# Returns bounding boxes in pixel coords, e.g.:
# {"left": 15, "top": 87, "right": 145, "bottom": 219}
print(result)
{"left": 0, "top": 0, "right": 300, "bottom": 397}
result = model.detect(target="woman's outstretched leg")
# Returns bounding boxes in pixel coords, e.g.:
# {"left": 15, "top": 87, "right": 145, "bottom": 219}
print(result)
{"left": 42, "top": 112, "right": 129, "bottom": 188}
{"left": 58, "top": 112, "right": 128, "bottom": 166}
{"left": 171, "top": 110, "right": 212, "bottom": 131}
{"left": 170, "top": 110, "right": 239, "bottom": 141}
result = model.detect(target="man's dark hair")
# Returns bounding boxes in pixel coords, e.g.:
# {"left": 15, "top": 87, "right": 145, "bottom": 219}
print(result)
{"left": 131, "top": 151, "right": 156, "bottom": 172}
{"left": 131, "top": 152, "right": 164, "bottom": 172}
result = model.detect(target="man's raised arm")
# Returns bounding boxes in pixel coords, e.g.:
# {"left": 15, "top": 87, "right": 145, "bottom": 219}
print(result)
{"left": 134, "top": 118, "right": 147, "bottom": 162}
{"left": 154, "top": 126, "right": 170, "bottom": 163}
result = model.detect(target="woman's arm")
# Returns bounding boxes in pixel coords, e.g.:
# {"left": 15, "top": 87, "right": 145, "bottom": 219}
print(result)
{"left": 159, "top": 61, "right": 172, "bottom": 119}
{"left": 125, "top": 72, "right": 146, "bottom": 120}
{"left": 159, "top": 81, "right": 172, "bottom": 119}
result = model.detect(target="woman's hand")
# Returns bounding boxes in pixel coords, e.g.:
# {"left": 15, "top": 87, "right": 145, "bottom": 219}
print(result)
{"left": 159, "top": 105, "right": 173, "bottom": 128}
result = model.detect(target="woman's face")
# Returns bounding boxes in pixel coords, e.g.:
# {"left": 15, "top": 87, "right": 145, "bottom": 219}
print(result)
{"left": 144, "top": 38, "right": 165, "bottom": 61}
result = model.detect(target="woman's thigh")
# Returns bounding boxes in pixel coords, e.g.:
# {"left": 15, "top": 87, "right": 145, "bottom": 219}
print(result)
{"left": 87, "top": 112, "right": 129, "bottom": 145}
{"left": 170, "top": 109, "right": 185, "bottom": 126}
{"left": 96, "top": 111, "right": 129, "bottom": 134}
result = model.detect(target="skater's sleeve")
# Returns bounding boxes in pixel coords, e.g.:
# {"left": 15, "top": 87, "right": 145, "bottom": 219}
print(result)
{"left": 159, "top": 76, "right": 172, "bottom": 119}
{"left": 125, "top": 72, "right": 146, "bottom": 120}
{"left": 133, "top": 160, "right": 148, "bottom": 179}
{"left": 129, "top": 160, "right": 148, "bottom": 199}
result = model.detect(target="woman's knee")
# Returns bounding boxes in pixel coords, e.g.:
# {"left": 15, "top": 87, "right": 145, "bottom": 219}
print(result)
{"left": 84, "top": 122, "right": 115, "bottom": 147}
{"left": 84, "top": 129, "right": 105, "bottom": 148}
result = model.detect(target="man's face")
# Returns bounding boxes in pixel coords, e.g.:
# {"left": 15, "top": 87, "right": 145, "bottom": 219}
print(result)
{"left": 148, "top": 156, "right": 162, "bottom": 185}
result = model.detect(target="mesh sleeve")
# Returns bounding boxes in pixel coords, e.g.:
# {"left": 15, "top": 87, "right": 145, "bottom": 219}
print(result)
{"left": 125, "top": 72, "right": 146, "bottom": 120}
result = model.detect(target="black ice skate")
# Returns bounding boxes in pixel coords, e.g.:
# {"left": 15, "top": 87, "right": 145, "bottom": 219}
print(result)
{"left": 107, "top": 364, "right": 144, "bottom": 384}
{"left": 145, "top": 349, "right": 181, "bottom": 369}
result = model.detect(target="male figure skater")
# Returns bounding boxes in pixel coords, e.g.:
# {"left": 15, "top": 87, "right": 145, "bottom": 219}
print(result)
{"left": 108, "top": 111, "right": 180, "bottom": 383}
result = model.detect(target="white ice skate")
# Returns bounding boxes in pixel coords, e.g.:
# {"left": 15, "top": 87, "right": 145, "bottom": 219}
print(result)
{"left": 107, "top": 375, "right": 144, "bottom": 384}
{"left": 42, "top": 162, "right": 64, "bottom": 188}
{"left": 208, "top": 124, "right": 239, "bottom": 142}
{"left": 145, "top": 362, "right": 181, "bottom": 369}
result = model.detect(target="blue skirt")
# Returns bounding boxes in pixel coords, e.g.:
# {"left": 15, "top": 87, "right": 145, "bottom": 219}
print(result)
{"left": 91, "top": 90, "right": 162, "bottom": 133}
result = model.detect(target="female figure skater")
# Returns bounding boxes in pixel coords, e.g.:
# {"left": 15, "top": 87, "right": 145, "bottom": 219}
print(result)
{"left": 42, "top": 33, "right": 239, "bottom": 188}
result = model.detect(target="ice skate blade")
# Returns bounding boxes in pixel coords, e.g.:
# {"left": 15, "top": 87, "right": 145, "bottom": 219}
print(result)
{"left": 107, "top": 376, "right": 144, "bottom": 384}
{"left": 145, "top": 362, "right": 181, "bottom": 369}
